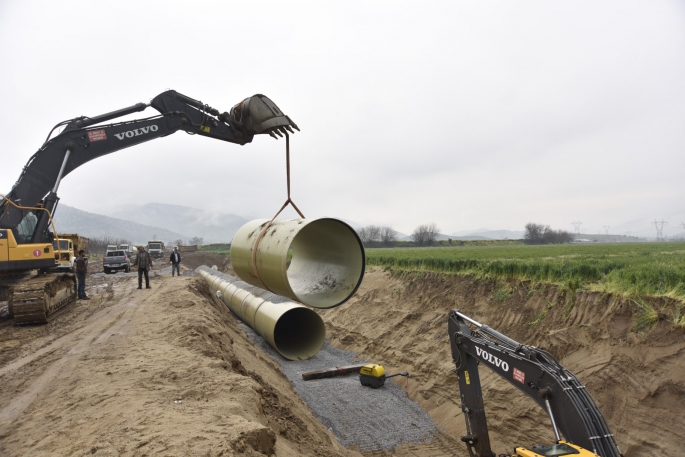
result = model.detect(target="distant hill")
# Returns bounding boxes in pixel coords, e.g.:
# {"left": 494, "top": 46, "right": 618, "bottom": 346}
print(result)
{"left": 54, "top": 205, "right": 189, "bottom": 244}
{"left": 467, "top": 229, "right": 525, "bottom": 240}
{"left": 109, "top": 203, "right": 249, "bottom": 244}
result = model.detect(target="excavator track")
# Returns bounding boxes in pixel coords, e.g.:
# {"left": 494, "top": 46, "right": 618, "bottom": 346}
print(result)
{"left": 7, "top": 274, "right": 77, "bottom": 325}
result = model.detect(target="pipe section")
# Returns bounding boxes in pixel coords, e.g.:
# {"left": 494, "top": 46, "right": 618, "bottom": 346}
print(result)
{"left": 231, "top": 218, "right": 365, "bottom": 309}
{"left": 198, "top": 266, "right": 325, "bottom": 360}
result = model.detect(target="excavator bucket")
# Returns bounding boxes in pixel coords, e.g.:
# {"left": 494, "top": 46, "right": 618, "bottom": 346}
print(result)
{"left": 228, "top": 94, "right": 299, "bottom": 139}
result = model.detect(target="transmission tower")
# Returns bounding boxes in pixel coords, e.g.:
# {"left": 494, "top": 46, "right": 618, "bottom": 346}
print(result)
{"left": 603, "top": 226, "right": 610, "bottom": 235}
{"left": 651, "top": 220, "right": 667, "bottom": 241}
{"left": 571, "top": 221, "right": 582, "bottom": 235}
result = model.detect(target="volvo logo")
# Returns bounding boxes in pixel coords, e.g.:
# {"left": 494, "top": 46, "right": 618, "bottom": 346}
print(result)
{"left": 475, "top": 346, "right": 510, "bottom": 372}
{"left": 114, "top": 125, "right": 159, "bottom": 140}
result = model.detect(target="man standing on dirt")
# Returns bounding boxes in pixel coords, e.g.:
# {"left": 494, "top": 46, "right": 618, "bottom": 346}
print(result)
{"left": 74, "top": 249, "right": 90, "bottom": 300}
{"left": 134, "top": 245, "right": 153, "bottom": 289}
{"left": 170, "top": 247, "right": 181, "bottom": 277}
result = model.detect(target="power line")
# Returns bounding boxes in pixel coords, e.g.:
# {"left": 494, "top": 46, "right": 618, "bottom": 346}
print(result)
{"left": 651, "top": 220, "right": 667, "bottom": 241}
{"left": 571, "top": 221, "right": 582, "bottom": 235}
{"left": 603, "top": 226, "right": 610, "bottom": 235}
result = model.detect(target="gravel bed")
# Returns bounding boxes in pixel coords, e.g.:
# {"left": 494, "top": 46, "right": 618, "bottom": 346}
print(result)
{"left": 196, "top": 266, "right": 438, "bottom": 451}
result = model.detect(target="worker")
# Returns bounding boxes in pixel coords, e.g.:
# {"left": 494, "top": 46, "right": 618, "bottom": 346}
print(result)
{"left": 170, "top": 247, "right": 182, "bottom": 277}
{"left": 74, "top": 249, "right": 90, "bottom": 300}
{"left": 133, "top": 245, "right": 153, "bottom": 289}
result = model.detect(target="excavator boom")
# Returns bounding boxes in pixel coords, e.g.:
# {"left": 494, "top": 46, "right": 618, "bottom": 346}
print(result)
{"left": 448, "top": 310, "right": 623, "bottom": 457}
{"left": 0, "top": 90, "right": 297, "bottom": 324}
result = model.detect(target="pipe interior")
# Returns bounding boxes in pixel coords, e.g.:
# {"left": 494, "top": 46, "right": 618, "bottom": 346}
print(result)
{"left": 273, "top": 307, "right": 325, "bottom": 360}
{"left": 287, "top": 219, "right": 365, "bottom": 309}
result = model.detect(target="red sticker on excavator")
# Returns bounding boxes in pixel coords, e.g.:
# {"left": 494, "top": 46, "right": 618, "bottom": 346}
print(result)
{"left": 33, "top": 249, "right": 42, "bottom": 257}
{"left": 87, "top": 129, "right": 107, "bottom": 142}
{"left": 513, "top": 367, "right": 525, "bottom": 384}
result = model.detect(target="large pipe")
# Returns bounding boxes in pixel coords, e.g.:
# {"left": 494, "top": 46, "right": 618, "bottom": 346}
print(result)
{"left": 198, "top": 266, "right": 325, "bottom": 360}
{"left": 231, "top": 218, "right": 365, "bottom": 309}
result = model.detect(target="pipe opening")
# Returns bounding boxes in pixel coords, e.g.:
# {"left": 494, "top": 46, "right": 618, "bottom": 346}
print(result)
{"left": 232, "top": 218, "right": 366, "bottom": 309}
{"left": 273, "top": 307, "right": 326, "bottom": 360}
{"left": 287, "top": 219, "right": 365, "bottom": 308}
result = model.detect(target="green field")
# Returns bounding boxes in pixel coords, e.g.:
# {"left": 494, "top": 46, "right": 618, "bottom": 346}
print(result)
{"left": 366, "top": 242, "right": 685, "bottom": 302}
{"left": 197, "top": 243, "right": 231, "bottom": 255}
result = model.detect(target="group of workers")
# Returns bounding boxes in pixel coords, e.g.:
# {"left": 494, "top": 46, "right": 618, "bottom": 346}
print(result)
{"left": 73, "top": 246, "right": 183, "bottom": 300}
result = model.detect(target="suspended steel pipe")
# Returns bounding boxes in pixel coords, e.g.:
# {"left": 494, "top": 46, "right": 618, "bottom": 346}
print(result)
{"left": 231, "top": 218, "right": 365, "bottom": 309}
{"left": 198, "top": 266, "right": 325, "bottom": 360}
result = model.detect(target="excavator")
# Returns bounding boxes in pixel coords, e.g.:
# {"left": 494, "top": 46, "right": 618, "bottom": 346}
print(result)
{"left": 448, "top": 310, "right": 624, "bottom": 457}
{"left": 0, "top": 90, "right": 298, "bottom": 324}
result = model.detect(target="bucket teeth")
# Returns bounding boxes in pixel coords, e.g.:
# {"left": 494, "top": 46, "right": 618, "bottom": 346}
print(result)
{"left": 284, "top": 125, "right": 294, "bottom": 134}
{"left": 273, "top": 128, "right": 284, "bottom": 138}
{"left": 269, "top": 131, "right": 279, "bottom": 139}
{"left": 286, "top": 116, "right": 300, "bottom": 131}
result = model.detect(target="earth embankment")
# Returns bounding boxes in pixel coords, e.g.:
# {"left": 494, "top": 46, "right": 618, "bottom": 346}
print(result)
{"left": 320, "top": 268, "right": 685, "bottom": 456}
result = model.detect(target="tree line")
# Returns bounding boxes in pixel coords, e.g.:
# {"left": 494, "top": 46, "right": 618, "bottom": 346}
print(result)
{"left": 357, "top": 223, "right": 441, "bottom": 247}
{"left": 524, "top": 223, "right": 574, "bottom": 244}
{"left": 173, "top": 236, "right": 204, "bottom": 247}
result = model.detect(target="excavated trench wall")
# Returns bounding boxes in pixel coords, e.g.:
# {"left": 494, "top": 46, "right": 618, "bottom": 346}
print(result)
{"left": 318, "top": 268, "right": 685, "bottom": 456}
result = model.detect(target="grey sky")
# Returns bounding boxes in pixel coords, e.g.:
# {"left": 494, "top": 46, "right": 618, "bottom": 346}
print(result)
{"left": 1, "top": 1, "right": 684, "bottom": 237}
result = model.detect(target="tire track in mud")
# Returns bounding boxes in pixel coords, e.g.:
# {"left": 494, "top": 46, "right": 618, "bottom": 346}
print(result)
{"left": 0, "top": 280, "right": 142, "bottom": 434}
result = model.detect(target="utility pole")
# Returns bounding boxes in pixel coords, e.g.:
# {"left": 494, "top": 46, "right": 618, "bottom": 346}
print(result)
{"left": 651, "top": 220, "right": 667, "bottom": 241}
{"left": 603, "top": 226, "right": 610, "bottom": 235}
{"left": 571, "top": 221, "right": 582, "bottom": 235}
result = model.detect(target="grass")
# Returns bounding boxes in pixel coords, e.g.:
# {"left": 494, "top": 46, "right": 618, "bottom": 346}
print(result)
{"left": 366, "top": 242, "right": 685, "bottom": 302}
{"left": 197, "top": 243, "right": 231, "bottom": 256}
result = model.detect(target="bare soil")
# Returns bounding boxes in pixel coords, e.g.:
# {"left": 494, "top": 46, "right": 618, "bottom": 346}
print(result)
{"left": 320, "top": 268, "right": 685, "bottom": 456}
{"left": 0, "top": 264, "right": 682, "bottom": 456}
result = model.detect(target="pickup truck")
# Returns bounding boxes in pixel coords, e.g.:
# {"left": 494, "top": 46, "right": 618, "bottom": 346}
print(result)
{"left": 103, "top": 250, "right": 131, "bottom": 274}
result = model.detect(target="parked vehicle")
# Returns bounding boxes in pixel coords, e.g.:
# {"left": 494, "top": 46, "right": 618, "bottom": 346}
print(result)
{"left": 178, "top": 245, "right": 197, "bottom": 252}
{"left": 120, "top": 243, "right": 133, "bottom": 258}
{"left": 106, "top": 244, "right": 118, "bottom": 253}
{"left": 103, "top": 250, "right": 131, "bottom": 274}
{"left": 51, "top": 234, "right": 89, "bottom": 272}
{"left": 147, "top": 240, "right": 165, "bottom": 259}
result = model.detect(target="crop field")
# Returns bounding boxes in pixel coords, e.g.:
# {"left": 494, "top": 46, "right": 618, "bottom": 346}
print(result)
{"left": 366, "top": 242, "right": 685, "bottom": 301}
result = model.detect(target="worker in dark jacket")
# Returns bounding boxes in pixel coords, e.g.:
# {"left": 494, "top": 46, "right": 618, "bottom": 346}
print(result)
{"left": 74, "top": 249, "right": 90, "bottom": 300}
{"left": 170, "top": 247, "right": 182, "bottom": 277}
{"left": 133, "top": 245, "right": 153, "bottom": 289}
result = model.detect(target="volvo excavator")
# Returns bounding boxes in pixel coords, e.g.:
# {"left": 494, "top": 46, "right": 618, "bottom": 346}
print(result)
{"left": 0, "top": 90, "right": 298, "bottom": 324}
{"left": 449, "top": 310, "right": 624, "bottom": 457}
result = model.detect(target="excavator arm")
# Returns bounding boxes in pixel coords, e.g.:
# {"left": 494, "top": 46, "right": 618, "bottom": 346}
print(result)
{"left": 0, "top": 90, "right": 298, "bottom": 243}
{"left": 448, "top": 310, "right": 623, "bottom": 457}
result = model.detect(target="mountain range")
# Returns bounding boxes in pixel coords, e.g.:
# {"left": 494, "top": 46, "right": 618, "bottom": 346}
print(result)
{"left": 53, "top": 202, "right": 683, "bottom": 245}
{"left": 54, "top": 203, "right": 248, "bottom": 244}
{"left": 108, "top": 203, "right": 249, "bottom": 244}
{"left": 54, "top": 205, "right": 188, "bottom": 244}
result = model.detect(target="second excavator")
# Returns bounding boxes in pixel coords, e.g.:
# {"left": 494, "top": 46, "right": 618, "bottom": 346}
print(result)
{"left": 449, "top": 310, "right": 623, "bottom": 457}
{"left": 0, "top": 90, "right": 298, "bottom": 324}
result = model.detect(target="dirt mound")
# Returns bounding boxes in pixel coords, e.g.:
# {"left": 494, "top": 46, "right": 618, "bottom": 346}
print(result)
{"left": 0, "top": 273, "right": 362, "bottom": 457}
{"left": 319, "top": 268, "right": 685, "bottom": 456}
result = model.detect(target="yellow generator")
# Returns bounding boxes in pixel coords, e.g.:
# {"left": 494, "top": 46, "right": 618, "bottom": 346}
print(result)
{"left": 359, "top": 364, "right": 408, "bottom": 388}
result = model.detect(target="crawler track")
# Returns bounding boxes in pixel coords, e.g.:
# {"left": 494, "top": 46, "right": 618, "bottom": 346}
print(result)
{"left": 7, "top": 274, "right": 76, "bottom": 324}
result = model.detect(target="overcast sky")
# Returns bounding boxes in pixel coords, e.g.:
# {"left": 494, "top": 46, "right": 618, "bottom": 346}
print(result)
{"left": 1, "top": 1, "right": 684, "bottom": 236}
